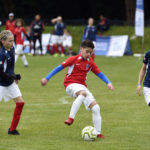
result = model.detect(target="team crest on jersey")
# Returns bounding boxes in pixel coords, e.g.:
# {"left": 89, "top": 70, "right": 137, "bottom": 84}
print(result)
{"left": 86, "top": 64, "right": 89, "bottom": 70}
{"left": 0, "top": 61, "right": 3, "bottom": 64}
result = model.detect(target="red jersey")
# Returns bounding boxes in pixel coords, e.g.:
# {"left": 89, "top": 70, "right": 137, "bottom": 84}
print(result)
{"left": 5, "top": 20, "right": 16, "bottom": 34}
{"left": 61, "top": 55, "right": 101, "bottom": 88}
{"left": 14, "top": 27, "right": 27, "bottom": 45}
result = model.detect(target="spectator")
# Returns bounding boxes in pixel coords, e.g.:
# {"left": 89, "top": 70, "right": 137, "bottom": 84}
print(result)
{"left": 30, "top": 14, "right": 44, "bottom": 56}
{"left": 63, "top": 29, "right": 72, "bottom": 56}
{"left": 83, "top": 18, "right": 96, "bottom": 60}
{"left": 97, "top": 15, "right": 110, "bottom": 35}
{"left": 51, "top": 16, "right": 66, "bottom": 57}
{"left": 5, "top": 13, "right": 16, "bottom": 35}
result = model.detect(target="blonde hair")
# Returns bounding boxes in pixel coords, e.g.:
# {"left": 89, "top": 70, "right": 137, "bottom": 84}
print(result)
{"left": 0, "top": 30, "right": 13, "bottom": 48}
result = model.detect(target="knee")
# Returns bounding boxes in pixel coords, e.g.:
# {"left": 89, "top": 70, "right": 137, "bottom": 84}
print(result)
{"left": 91, "top": 103, "right": 100, "bottom": 113}
{"left": 14, "top": 96, "right": 24, "bottom": 103}
{"left": 76, "top": 90, "right": 86, "bottom": 97}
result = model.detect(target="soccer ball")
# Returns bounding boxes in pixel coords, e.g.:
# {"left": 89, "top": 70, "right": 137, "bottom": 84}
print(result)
{"left": 82, "top": 126, "right": 97, "bottom": 141}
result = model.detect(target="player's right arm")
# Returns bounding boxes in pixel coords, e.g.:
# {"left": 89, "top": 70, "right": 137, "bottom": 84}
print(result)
{"left": 137, "top": 64, "right": 146, "bottom": 96}
{"left": 41, "top": 56, "right": 77, "bottom": 86}
{"left": 0, "top": 53, "right": 21, "bottom": 80}
{"left": 137, "top": 52, "right": 148, "bottom": 96}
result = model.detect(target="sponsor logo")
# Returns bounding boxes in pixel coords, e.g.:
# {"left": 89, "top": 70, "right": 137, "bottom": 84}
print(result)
{"left": 86, "top": 64, "right": 89, "bottom": 70}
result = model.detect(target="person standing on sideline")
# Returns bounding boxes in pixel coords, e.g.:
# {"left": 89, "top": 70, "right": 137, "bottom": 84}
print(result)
{"left": 83, "top": 18, "right": 97, "bottom": 60}
{"left": 30, "top": 14, "right": 44, "bottom": 55}
{"left": 51, "top": 16, "right": 66, "bottom": 57}
{"left": 0, "top": 30, "right": 24, "bottom": 135}
{"left": 137, "top": 51, "right": 150, "bottom": 106}
{"left": 14, "top": 18, "right": 30, "bottom": 67}
{"left": 5, "top": 13, "right": 16, "bottom": 35}
{"left": 41, "top": 40, "right": 114, "bottom": 138}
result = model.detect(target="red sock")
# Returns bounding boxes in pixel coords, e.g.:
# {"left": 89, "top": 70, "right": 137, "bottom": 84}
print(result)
{"left": 91, "top": 53, "right": 95, "bottom": 61}
{"left": 60, "top": 45, "right": 65, "bottom": 54}
{"left": 10, "top": 102, "right": 24, "bottom": 131}
{"left": 53, "top": 44, "right": 59, "bottom": 53}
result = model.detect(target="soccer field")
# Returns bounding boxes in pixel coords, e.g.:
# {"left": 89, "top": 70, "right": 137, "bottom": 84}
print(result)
{"left": 0, "top": 55, "right": 150, "bottom": 150}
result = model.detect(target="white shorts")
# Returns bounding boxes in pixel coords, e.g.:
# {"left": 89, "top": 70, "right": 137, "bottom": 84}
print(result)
{"left": 52, "top": 35, "right": 63, "bottom": 44}
{"left": 0, "top": 82, "right": 22, "bottom": 102}
{"left": 143, "top": 87, "right": 150, "bottom": 105}
{"left": 15, "top": 44, "right": 24, "bottom": 55}
{"left": 66, "top": 83, "right": 96, "bottom": 110}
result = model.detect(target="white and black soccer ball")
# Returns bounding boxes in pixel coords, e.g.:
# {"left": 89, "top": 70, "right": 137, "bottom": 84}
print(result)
{"left": 82, "top": 126, "right": 97, "bottom": 141}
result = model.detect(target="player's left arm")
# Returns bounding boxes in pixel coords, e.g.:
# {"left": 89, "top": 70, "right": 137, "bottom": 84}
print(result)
{"left": 91, "top": 62, "right": 114, "bottom": 91}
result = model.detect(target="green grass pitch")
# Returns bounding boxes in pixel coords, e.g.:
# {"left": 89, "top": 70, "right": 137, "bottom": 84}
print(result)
{"left": 0, "top": 55, "right": 150, "bottom": 150}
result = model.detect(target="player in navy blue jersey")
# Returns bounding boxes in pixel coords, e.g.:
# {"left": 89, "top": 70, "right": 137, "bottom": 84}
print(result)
{"left": 51, "top": 16, "right": 66, "bottom": 57}
{"left": 137, "top": 51, "right": 150, "bottom": 106}
{"left": 83, "top": 18, "right": 97, "bottom": 60}
{"left": 0, "top": 30, "right": 24, "bottom": 135}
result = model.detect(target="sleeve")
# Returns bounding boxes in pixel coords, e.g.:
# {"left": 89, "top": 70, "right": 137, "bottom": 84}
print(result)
{"left": 45, "top": 64, "right": 64, "bottom": 80}
{"left": 143, "top": 52, "right": 149, "bottom": 65}
{"left": 23, "top": 27, "right": 27, "bottom": 35}
{"left": 0, "top": 54, "right": 4, "bottom": 69}
{"left": 61, "top": 56, "right": 77, "bottom": 68}
{"left": 91, "top": 61, "right": 101, "bottom": 75}
{"left": 96, "top": 72, "right": 111, "bottom": 84}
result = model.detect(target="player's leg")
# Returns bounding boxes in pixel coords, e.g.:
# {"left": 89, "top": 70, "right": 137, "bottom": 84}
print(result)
{"left": 18, "top": 45, "right": 28, "bottom": 67}
{"left": 38, "top": 35, "right": 43, "bottom": 55}
{"left": 20, "top": 54, "right": 28, "bottom": 67}
{"left": 143, "top": 87, "right": 150, "bottom": 106}
{"left": 33, "top": 36, "right": 37, "bottom": 55}
{"left": 4, "top": 83, "right": 24, "bottom": 135}
{"left": 65, "top": 84, "right": 86, "bottom": 125}
{"left": 15, "top": 44, "right": 22, "bottom": 62}
{"left": 59, "top": 36, "right": 65, "bottom": 57}
{"left": 9, "top": 96, "right": 24, "bottom": 135}
{"left": 83, "top": 88, "right": 105, "bottom": 138}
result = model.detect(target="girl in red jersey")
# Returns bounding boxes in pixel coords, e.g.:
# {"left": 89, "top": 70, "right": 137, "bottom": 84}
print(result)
{"left": 14, "top": 18, "right": 30, "bottom": 67}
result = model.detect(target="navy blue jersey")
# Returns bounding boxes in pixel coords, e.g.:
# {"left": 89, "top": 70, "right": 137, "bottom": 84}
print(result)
{"left": 143, "top": 51, "right": 150, "bottom": 87}
{"left": 0, "top": 46, "right": 15, "bottom": 86}
{"left": 83, "top": 25, "right": 97, "bottom": 41}
{"left": 54, "top": 22, "right": 66, "bottom": 36}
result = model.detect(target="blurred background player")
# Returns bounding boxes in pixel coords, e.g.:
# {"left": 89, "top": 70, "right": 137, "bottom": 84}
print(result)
{"left": 97, "top": 14, "right": 110, "bottom": 36}
{"left": 83, "top": 18, "right": 97, "bottom": 60}
{"left": 0, "top": 30, "right": 24, "bottom": 135}
{"left": 51, "top": 16, "right": 66, "bottom": 57}
{"left": 41, "top": 40, "right": 114, "bottom": 139}
{"left": 30, "top": 14, "right": 44, "bottom": 56}
{"left": 14, "top": 18, "right": 31, "bottom": 67}
{"left": 137, "top": 50, "right": 150, "bottom": 106}
{"left": 63, "top": 29, "right": 72, "bottom": 56}
{"left": 5, "top": 13, "right": 16, "bottom": 35}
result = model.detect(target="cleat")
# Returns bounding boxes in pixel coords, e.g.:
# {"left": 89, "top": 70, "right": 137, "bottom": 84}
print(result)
{"left": 54, "top": 53, "right": 58, "bottom": 57}
{"left": 8, "top": 128, "right": 20, "bottom": 135}
{"left": 24, "top": 65, "right": 28, "bottom": 67}
{"left": 97, "top": 134, "right": 105, "bottom": 139}
{"left": 64, "top": 117, "right": 74, "bottom": 126}
{"left": 61, "top": 53, "right": 65, "bottom": 57}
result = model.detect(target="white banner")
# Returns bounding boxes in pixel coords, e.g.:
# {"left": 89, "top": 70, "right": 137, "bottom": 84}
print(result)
{"left": 107, "top": 35, "right": 129, "bottom": 56}
{"left": 135, "top": 0, "right": 144, "bottom": 36}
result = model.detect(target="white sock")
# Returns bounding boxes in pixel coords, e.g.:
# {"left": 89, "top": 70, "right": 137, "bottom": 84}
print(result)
{"left": 21, "top": 55, "right": 28, "bottom": 66}
{"left": 69, "top": 95, "right": 85, "bottom": 119}
{"left": 15, "top": 54, "right": 19, "bottom": 63}
{"left": 91, "top": 104, "right": 102, "bottom": 134}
